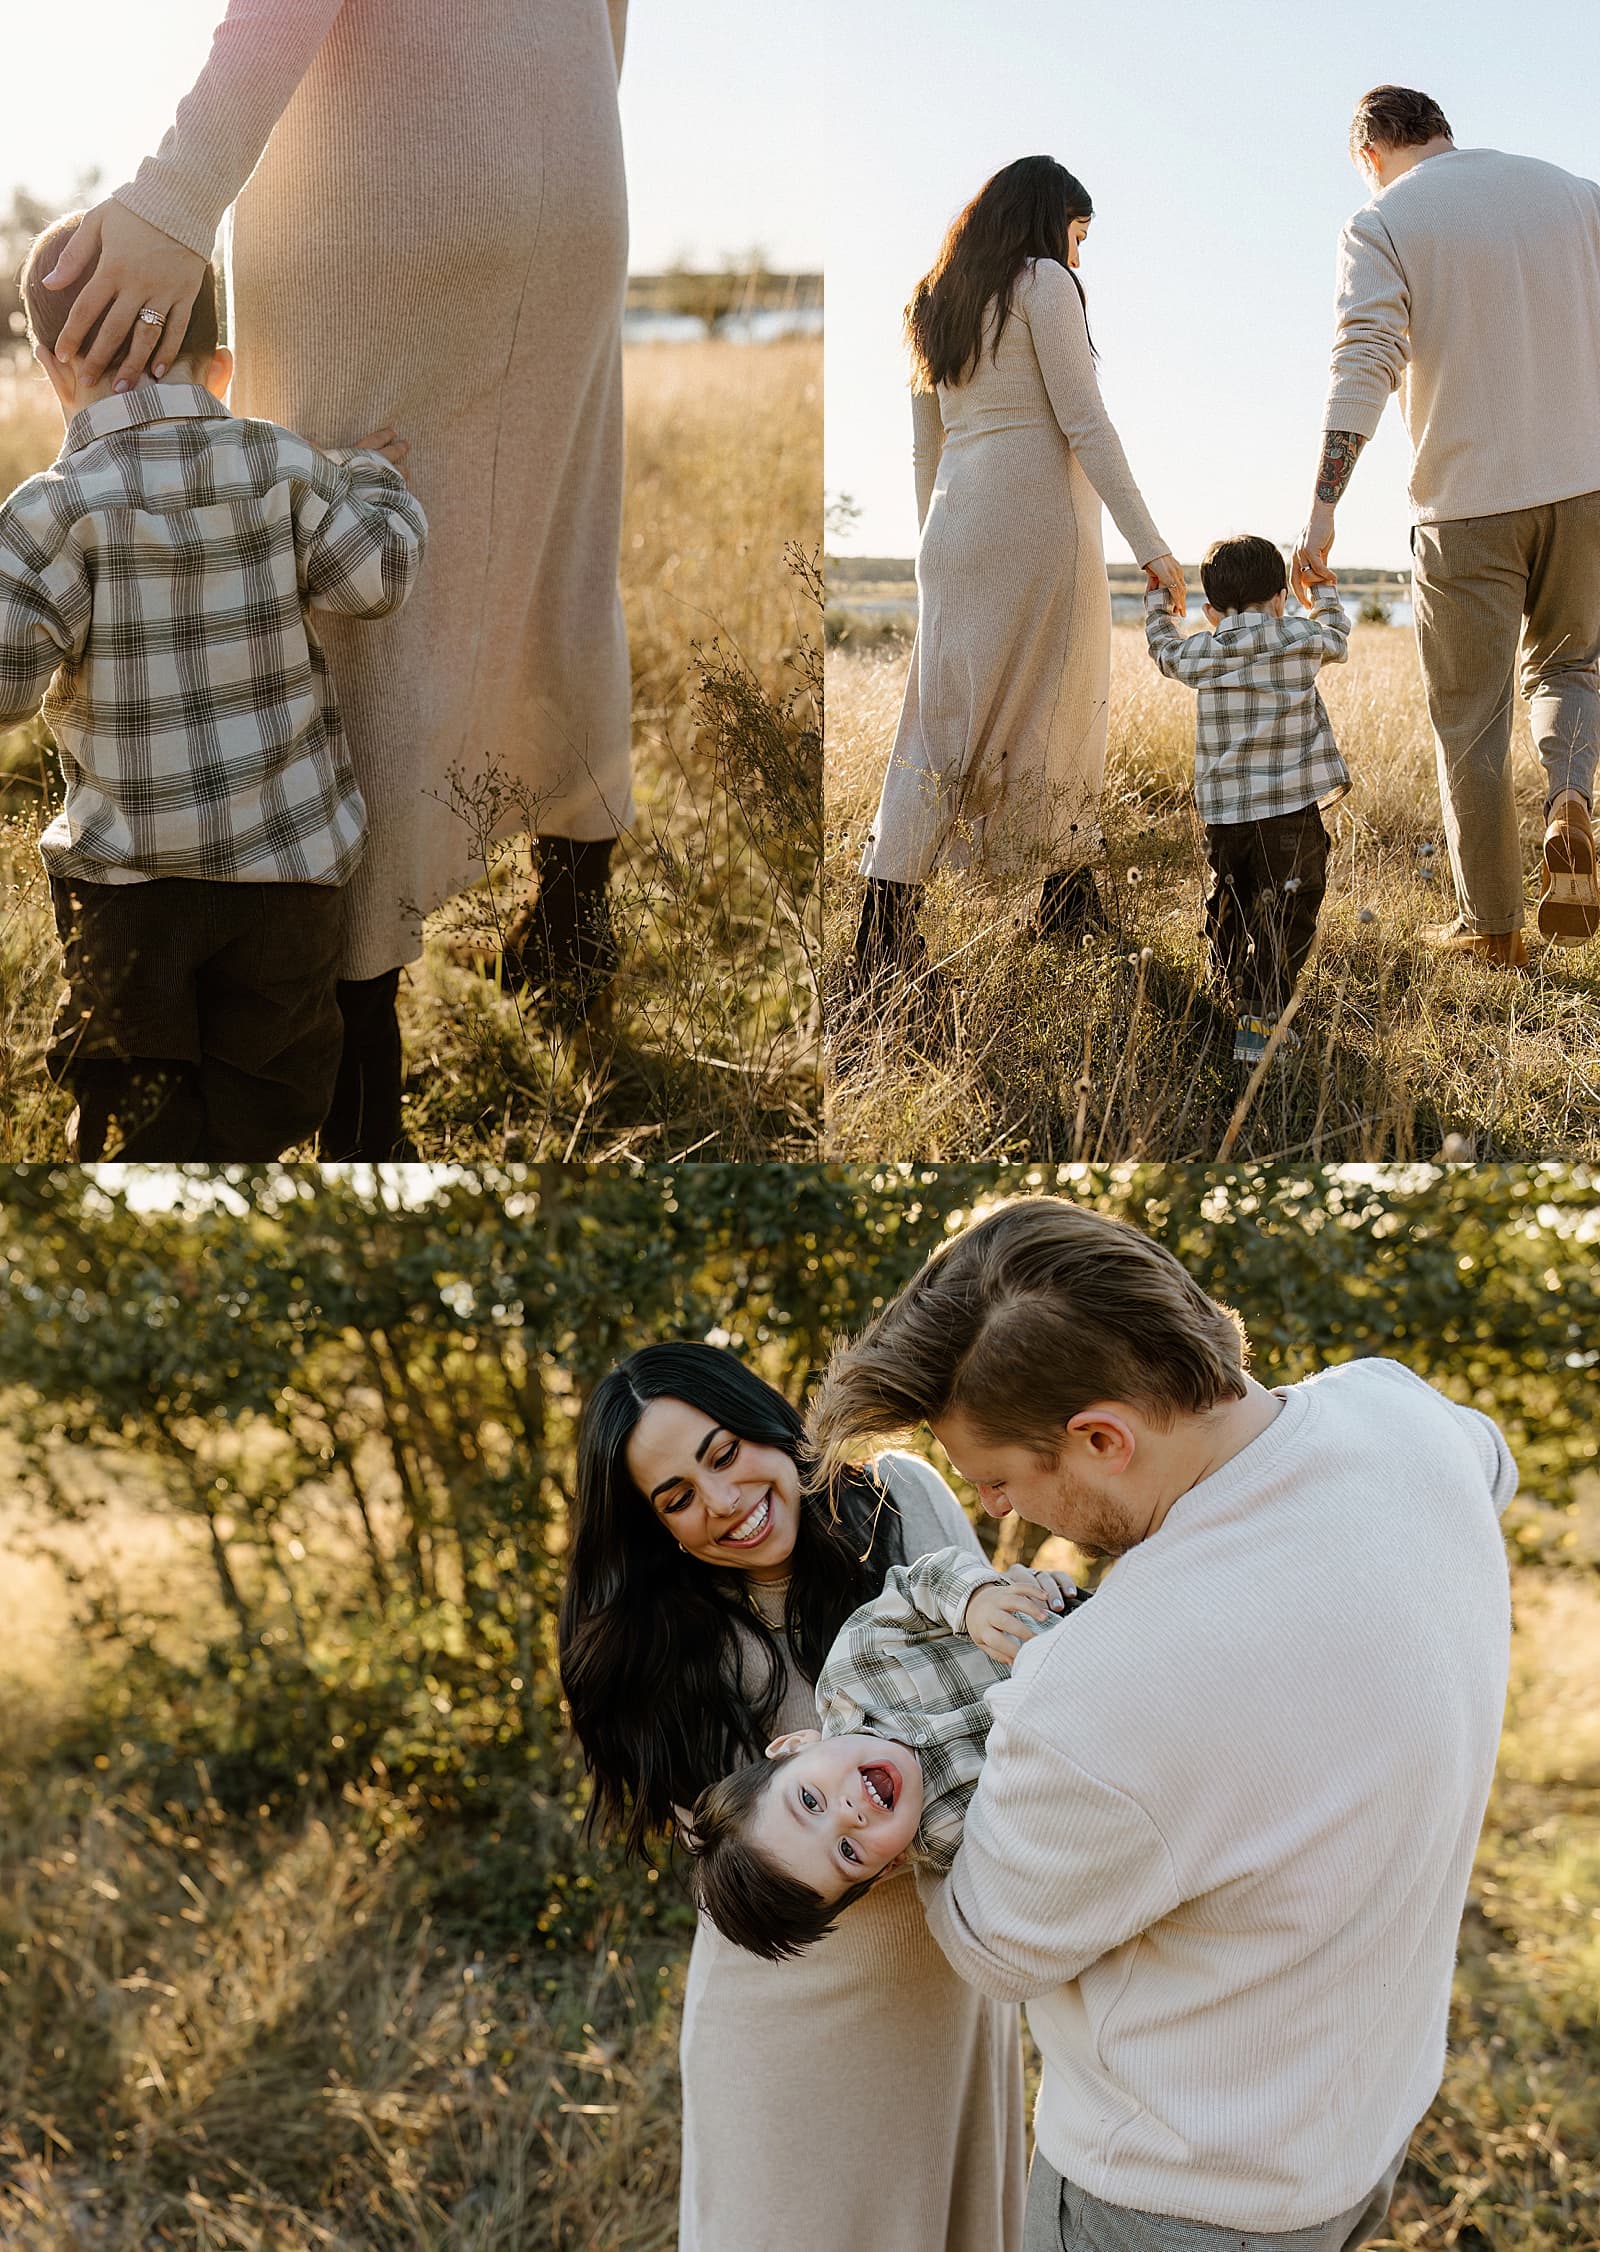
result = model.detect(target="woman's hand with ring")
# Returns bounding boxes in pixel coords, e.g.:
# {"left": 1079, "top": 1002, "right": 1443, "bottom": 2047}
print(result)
{"left": 1145, "top": 551, "right": 1187, "bottom": 618}
{"left": 45, "top": 202, "right": 208, "bottom": 389}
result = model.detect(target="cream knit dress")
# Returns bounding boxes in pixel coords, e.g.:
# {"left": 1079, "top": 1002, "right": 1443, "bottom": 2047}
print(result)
{"left": 113, "top": 0, "right": 634, "bottom": 980}
{"left": 677, "top": 1451, "right": 1026, "bottom": 2252}
{"left": 863, "top": 259, "right": 1167, "bottom": 888}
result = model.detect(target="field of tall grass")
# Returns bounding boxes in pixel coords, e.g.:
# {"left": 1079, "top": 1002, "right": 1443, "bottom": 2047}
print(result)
{"left": 5, "top": 1163, "right": 1597, "bottom": 2248}
{"left": 825, "top": 623, "right": 1600, "bottom": 1161}
{"left": 3, "top": 1508, "right": 1596, "bottom": 2250}
{"left": 0, "top": 338, "right": 821, "bottom": 1162}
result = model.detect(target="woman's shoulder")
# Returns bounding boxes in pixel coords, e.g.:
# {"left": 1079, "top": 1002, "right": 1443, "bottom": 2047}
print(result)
{"left": 1017, "top": 254, "right": 1069, "bottom": 294}
{"left": 867, "top": 1449, "right": 981, "bottom": 1558}
{"left": 1016, "top": 255, "right": 1080, "bottom": 316}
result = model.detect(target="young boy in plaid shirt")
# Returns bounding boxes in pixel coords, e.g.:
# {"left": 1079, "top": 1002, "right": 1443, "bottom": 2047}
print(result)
{"left": 0, "top": 215, "right": 428, "bottom": 1159}
{"left": 686, "top": 1545, "right": 1086, "bottom": 1959}
{"left": 1146, "top": 535, "right": 1351, "bottom": 1064}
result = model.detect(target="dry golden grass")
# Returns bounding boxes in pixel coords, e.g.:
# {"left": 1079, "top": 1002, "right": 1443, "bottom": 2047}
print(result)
{"left": 0, "top": 339, "right": 822, "bottom": 1161}
{"left": 4, "top": 1564, "right": 1595, "bottom": 2249}
{"left": 826, "top": 626, "right": 1600, "bottom": 1161}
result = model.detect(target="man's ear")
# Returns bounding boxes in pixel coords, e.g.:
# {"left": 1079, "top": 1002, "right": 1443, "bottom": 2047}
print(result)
{"left": 1203, "top": 602, "right": 1221, "bottom": 627}
{"left": 1065, "top": 1404, "right": 1139, "bottom": 1475}
{"left": 764, "top": 1729, "right": 821, "bottom": 1759}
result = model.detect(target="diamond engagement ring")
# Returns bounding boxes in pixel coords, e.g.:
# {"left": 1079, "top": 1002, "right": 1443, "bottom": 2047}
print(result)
{"left": 137, "top": 307, "right": 164, "bottom": 327}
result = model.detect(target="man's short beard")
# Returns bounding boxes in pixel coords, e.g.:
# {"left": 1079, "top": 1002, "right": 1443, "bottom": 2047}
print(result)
{"left": 1033, "top": 1451, "right": 1138, "bottom": 1556}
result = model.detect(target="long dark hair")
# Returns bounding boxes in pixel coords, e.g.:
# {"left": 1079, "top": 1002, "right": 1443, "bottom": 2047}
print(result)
{"left": 558, "top": 1343, "right": 906, "bottom": 1858}
{"left": 906, "top": 154, "right": 1094, "bottom": 391}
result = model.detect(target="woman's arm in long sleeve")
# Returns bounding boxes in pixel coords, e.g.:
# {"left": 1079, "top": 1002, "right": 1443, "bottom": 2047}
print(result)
{"left": 912, "top": 388, "right": 945, "bottom": 532}
{"left": 1022, "top": 261, "right": 1167, "bottom": 568}
{"left": 114, "top": 0, "right": 348, "bottom": 257}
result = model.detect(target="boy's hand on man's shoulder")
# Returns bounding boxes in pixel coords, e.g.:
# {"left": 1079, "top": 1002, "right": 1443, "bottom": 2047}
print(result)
{"left": 355, "top": 426, "right": 412, "bottom": 485}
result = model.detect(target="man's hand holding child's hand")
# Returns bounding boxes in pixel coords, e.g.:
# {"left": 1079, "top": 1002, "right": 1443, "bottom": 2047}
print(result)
{"left": 356, "top": 426, "right": 411, "bottom": 485}
{"left": 966, "top": 1566, "right": 1069, "bottom": 1666}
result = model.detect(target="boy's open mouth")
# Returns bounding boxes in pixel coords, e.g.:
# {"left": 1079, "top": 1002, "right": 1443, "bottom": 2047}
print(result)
{"left": 860, "top": 1762, "right": 897, "bottom": 1813}
{"left": 717, "top": 1490, "right": 773, "bottom": 1547}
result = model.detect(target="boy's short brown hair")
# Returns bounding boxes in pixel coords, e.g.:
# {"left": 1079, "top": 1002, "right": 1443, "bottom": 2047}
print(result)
{"left": 811, "top": 1195, "right": 1248, "bottom": 1479}
{"left": 1349, "top": 86, "right": 1453, "bottom": 159}
{"left": 686, "top": 1759, "right": 877, "bottom": 1961}
{"left": 20, "top": 213, "right": 220, "bottom": 368}
{"left": 1201, "top": 535, "right": 1287, "bottom": 615}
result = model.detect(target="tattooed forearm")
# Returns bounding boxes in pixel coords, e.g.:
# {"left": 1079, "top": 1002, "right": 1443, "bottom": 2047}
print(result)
{"left": 1315, "top": 429, "right": 1367, "bottom": 506}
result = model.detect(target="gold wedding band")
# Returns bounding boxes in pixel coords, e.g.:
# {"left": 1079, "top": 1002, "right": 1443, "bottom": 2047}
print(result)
{"left": 137, "top": 307, "right": 164, "bottom": 327}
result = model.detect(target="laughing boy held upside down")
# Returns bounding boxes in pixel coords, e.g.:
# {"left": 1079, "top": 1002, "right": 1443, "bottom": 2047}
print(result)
{"left": 687, "top": 1544, "right": 1087, "bottom": 1958}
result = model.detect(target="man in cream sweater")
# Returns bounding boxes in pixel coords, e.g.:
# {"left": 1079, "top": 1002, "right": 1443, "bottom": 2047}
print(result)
{"left": 1293, "top": 85, "right": 1600, "bottom": 968}
{"left": 812, "top": 1196, "right": 1515, "bottom": 2251}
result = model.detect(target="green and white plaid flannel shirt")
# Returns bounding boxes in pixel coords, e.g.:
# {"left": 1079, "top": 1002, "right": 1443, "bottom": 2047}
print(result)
{"left": 0, "top": 384, "right": 428, "bottom": 887}
{"left": 815, "top": 1543, "right": 1083, "bottom": 1875}
{"left": 1145, "top": 584, "right": 1352, "bottom": 826}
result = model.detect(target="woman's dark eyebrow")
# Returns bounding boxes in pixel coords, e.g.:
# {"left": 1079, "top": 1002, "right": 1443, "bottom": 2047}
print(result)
{"left": 647, "top": 1427, "right": 727, "bottom": 1503}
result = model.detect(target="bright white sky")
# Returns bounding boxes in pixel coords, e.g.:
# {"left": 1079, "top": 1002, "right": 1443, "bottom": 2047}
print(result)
{"left": 827, "top": 0, "right": 1600, "bottom": 568}
{"left": 2, "top": 1, "right": 819, "bottom": 273}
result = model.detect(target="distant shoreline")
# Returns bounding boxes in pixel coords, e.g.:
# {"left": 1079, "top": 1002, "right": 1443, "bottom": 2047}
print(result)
{"left": 827, "top": 553, "right": 1413, "bottom": 590}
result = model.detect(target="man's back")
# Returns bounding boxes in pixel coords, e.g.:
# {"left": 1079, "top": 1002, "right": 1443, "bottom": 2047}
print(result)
{"left": 1326, "top": 147, "right": 1600, "bottom": 520}
{"left": 922, "top": 1357, "right": 1514, "bottom": 2231}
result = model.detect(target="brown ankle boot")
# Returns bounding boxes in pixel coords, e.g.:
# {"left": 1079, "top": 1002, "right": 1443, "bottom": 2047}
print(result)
{"left": 461, "top": 838, "right": 619, "bottom": 1026}
{"left": 1422, "top": 920, "right": 1530, "bottom": 969}
{"left": 1537, "top": 789, "right": 1599, "bottom": 946}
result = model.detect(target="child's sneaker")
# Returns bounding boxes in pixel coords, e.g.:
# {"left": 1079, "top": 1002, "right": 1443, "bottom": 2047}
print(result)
{"left": 1232, "top": 1014, "right": 1301, "bottom": 1063}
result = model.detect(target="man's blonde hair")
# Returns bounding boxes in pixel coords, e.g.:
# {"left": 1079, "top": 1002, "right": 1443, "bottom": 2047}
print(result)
{"left": 811, "top": 1196, "right": 1248, "bottom": 1481}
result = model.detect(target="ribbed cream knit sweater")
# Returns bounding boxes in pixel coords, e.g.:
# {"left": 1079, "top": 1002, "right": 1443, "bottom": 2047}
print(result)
{"left": 1323, "top": 146, "right": 1600, "bottom": 523}
{"left": 921, "top": 1357, "right": 1515, "bottom": 2231}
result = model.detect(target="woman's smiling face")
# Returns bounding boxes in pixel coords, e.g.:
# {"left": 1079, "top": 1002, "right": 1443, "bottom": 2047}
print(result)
{"left": 626, "top": 1395, "right": 802, "bottom": 1581}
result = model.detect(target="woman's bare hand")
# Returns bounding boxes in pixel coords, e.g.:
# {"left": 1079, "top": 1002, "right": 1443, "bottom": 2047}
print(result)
{"left": 1145, "top": 551, "right": 1188, "bottom": 618}
{"left": 355, "top": 426, "right": 412, "bottom": 483}
{"left": 46, "top": 202, "right": 209, "bottom": 389}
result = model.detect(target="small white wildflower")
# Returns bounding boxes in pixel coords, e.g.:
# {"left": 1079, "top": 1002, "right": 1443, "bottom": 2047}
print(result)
{"left": 1438, "top": 1132, "right": 1474, "bottom": 1163}
{"left": 1282, "top": 875, "right": 1302, "bottom": 895}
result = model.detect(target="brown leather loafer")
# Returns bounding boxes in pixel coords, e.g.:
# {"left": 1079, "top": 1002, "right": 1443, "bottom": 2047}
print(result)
{"left": 1422, "top": 921, "right": 1529, "bottom": 969}
{"left": 1537, "top": 789, "right": 1599, "bottom": 946}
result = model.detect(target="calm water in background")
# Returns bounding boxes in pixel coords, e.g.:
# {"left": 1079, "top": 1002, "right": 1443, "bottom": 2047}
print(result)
{"left": 835, "top": 584, "right": 1416, "bottom": 629}
{"left": 623, "top": 306, "right": 823, "bottom": 344}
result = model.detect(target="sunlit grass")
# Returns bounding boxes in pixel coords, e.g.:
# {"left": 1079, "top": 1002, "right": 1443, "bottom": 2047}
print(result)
{"left": 3, "top": 1561, "right": 1594, "bottom": 2248}
{"left": 825, "top": 626, "right": 1600, "bottom": 1161}
{"left": 0, "top": 339, "right": 822, "bottom": 1160}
